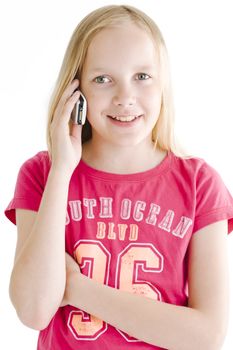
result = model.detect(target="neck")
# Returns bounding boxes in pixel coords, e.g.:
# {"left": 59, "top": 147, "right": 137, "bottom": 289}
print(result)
{"left": 82, "top": 137, "right": 167, "bottom": 174}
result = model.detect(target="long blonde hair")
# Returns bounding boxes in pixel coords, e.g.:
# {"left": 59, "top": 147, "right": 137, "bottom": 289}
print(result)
{"left": 46, "top": 4, "right": 189, "bottom": 158}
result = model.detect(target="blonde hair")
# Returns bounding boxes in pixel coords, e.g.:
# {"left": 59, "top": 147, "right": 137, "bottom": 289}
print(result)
{"left": 46, "top": 4, "right": 190, "bottom": 158}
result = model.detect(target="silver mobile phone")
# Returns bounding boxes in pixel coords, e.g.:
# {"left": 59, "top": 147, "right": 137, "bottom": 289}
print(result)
{"left": 71, "top": 92, "right": 87, "bottom": 125}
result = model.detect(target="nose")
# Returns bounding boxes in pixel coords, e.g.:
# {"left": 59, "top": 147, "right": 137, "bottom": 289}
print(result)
{"left": 112, "top": 83, "right": 136, "bottom": 107}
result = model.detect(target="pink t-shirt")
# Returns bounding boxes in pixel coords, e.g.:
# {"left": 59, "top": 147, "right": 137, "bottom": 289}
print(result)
{"left": 5, "top": 150, "right": 233, "bottom": 350}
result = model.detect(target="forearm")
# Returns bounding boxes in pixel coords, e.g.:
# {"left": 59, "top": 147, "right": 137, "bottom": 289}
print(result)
{"left": 10, "top": 167, "right": 71, "bottom": 329}
{"left": 71, "top": 274, "right": 221, "bottom": 350}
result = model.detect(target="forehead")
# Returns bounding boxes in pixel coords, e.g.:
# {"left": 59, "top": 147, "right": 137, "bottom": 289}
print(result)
{"left": 84, "top": 22, "right": 159, "bottom": 71}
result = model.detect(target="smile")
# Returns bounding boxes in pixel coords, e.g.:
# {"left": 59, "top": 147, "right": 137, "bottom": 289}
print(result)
{"left": 107, "top": 115, "right": 142, "bottom": 122}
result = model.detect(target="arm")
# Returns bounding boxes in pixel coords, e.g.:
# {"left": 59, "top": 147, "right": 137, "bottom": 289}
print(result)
{"left": 63, "top": 220, "right": 229, "bottom": 350}
{"left": 9, "top": 79, "right": 82, "bottom": 330}
{"left": 10, "top": 170, "right": 70, "bottom": 330}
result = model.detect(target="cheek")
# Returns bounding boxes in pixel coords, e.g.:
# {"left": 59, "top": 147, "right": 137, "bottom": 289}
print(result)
{"left": 143, "top": 88, "right": 162, "bottom": 110}
{"left": 86, "top": 89, "right": 112, "bottom": 116}
{"left": 88, "top": 94, "right": 103, "bottom": 114}
{"left": 85, "top": 90, "right": 108, "bottom": 124}
{"left": 82, "top": 88, "right": 99, "bottom": 108}
{"left": 83, "top": 83, "right": 105, "bottom": 100}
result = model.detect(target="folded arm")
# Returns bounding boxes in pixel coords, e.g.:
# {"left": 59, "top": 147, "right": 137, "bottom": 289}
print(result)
{"left": 63, "top": 220, "right": 229, "bottom": 350}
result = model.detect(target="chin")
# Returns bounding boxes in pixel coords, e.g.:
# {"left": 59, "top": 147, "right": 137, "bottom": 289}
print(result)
{"left": 111, "top": 136, "right": 145, "bottom": 147}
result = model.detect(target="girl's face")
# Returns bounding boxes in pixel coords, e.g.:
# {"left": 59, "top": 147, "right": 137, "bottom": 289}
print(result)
{"left": 80, "top": 21, "right": 162, "bottom": 147}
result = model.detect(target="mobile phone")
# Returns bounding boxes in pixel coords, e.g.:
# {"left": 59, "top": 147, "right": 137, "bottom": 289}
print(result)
{"left": 71, "top": 92, "right": 87, "bottom": 125}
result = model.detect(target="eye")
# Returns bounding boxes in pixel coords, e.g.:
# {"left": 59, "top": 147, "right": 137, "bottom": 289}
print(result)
{"left": 136, "top": 73, "right": 150, "bottom": 80}
{"left": 94, "top": 75, "right": 111, "bottom": 84}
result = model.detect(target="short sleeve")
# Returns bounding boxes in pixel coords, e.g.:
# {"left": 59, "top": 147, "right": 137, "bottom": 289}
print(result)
{"left": 193, "top": 162, "right": 233, "bottom": 234}
{"left": 4, "top": 151, "right": 50, "bottom": 225}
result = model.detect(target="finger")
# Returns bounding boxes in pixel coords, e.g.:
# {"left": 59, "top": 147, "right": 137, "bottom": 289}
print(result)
{"left": 53, "top": 91, "right": 82, "bottom": 131}
{"left": 65, "top": 252, "right": 78, "bottom": 265}
{"left": 53, "top": 80, "right": 80, "bottom": 122}
{"left": 60, "top": 299, "right": 67, "bottom": 308}
{"left": 65, "top": 253, "right": 80, "bottom": 273}
{"left": 70, "top": 123, "right": 82, "bottom": 139}
{"left": 61, "top": 79, "right": 80, "bottom": 104}
{"left": 61, "top": 90, "right": 82, "bottom": 124}
{"left": 65, "top": 252, "right": 75, "bottom": 261}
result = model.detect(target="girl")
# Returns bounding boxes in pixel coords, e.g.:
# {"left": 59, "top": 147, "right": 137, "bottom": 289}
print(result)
{"left": 5, "top": 4, "right": 233, "bottom": 350}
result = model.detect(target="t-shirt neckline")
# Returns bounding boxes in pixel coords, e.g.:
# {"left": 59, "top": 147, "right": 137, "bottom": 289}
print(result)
{"left": 77, "top": 150, "right": 173, "bottom": 182}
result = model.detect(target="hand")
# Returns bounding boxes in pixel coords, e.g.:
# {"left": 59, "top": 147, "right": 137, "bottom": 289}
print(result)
{"left": 50, "top": 79, "right": 83, "bottom": 175}
{"left": 61, "top": 253, "right": 81, "bottom": 307}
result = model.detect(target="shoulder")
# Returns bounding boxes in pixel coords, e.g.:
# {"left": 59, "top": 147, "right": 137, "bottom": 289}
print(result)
{"left": 18, "top": 150, "right": 51, "bottom": 184}
{"left": 170, "top": 151, "right": 233, "bottom": 209}
{"left": 20, "top": 150, "right": 50, "bottom": 170}
{"left": 21, "top": 150, "right": 50, "bottom": 167}
{"left": 171, "top": 152, "right": 222, "bottom": 185}
{"left": 170, "top": 152, "right": 233, "bottom": 234}
{"left": 5, "top": 151, "right": 51, "bottom": 224}
{"left": 172, "top": 152, "right": 207, "bottom": 173}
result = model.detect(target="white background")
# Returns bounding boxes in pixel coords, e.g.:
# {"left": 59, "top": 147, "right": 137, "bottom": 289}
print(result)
{"left": 0, "top": 0, "right": 233, "bottom": 349}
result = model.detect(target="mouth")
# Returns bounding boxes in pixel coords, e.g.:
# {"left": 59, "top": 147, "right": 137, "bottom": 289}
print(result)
{"left": 107, "top": 114, "right": 143, "bottom": 123}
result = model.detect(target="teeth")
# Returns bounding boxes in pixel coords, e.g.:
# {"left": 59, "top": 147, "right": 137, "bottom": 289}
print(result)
{"left": 110, "top": 115, "right": 138, "bottom": 122}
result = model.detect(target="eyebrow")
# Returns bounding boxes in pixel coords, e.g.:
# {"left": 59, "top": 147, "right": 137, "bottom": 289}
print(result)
{"left": 89, "top": 65, "right": 156, "bottom": 73}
